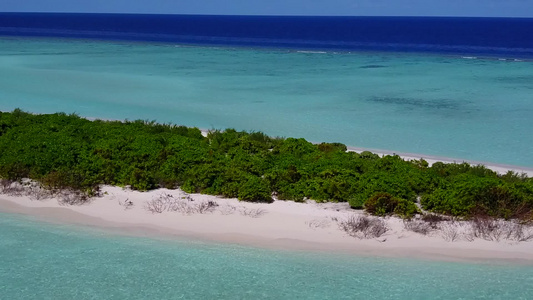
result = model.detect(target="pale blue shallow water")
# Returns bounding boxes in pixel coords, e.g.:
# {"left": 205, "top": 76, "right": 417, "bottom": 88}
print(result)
{"left": 0, "top": 37, "right": 532, "bottom": 167}
{"left": 1, "top": 212, "right": 532, "bottom": 300}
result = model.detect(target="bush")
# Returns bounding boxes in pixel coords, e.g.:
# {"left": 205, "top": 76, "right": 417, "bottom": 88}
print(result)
{"left": 238, "top": 176, "right": 272, "bottom": 203}
{"left": 318, "top": 142, "right": 347, "bottom": 153}
{"left": 364, "top": 192, "right": 418, "bottom": 218}
{"left": 421, "top": 174, "right": 533, "bottom": 220}
{"left": 348, "top": 169, "right": 419, "bottom": 209}
{"left": 359, "top": 151, "right": 379, "bottom": 159}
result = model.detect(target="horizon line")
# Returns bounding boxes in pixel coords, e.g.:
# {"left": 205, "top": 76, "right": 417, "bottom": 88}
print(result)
{"left": 1, "top": 11, "right": 532, "bottom": 19}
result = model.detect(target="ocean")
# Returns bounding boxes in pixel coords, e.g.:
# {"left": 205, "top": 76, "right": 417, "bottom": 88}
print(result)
{"left": 0, "top": 13, "right": 532, "bottom": 167}
{"left": 1, "top": 13, "right": 533, "bottom": 57}
{"left": 1, "top": 13, "right": 533, "bottom": 299}
{"left": 1, "top": 212, "right": 532, "bottom": 300}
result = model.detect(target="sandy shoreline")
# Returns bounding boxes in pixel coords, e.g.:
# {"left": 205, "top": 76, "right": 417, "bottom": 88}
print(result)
{"left": 1, "top": 185, "right": 532, "bottom": 265}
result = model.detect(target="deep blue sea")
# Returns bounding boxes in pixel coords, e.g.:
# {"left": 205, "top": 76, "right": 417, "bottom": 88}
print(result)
{"left": 1, "top": 13, "right": 533, "bottom": 58}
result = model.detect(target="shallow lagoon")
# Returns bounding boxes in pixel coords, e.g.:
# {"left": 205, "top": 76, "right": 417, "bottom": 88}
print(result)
{"left": 1, "top": 212, "right": 532, "bottom": 300}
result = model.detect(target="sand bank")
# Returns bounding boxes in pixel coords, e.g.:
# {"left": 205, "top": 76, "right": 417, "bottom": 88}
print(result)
{"left": 1, "top": 185, "right": 532, "bottom": 265}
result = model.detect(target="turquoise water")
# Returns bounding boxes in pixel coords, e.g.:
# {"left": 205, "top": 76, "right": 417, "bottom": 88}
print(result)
{"left": 1, "top": 212, "right": 532, "bottom": 299}
{"left": 0, "top": 37, "right": 532, "bottom": 167}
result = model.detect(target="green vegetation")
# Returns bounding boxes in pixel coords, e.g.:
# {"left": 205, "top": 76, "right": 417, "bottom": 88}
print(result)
{"left": 364, "top": 192, "right": 419, "bottom": 219}
{"left": 0, "top": 110, "right": 532, "bottom": 220}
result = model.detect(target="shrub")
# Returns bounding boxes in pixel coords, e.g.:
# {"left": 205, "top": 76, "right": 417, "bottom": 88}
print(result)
{"left": 273, "top": 138, "right": 316, "bottom": 156}
{"left": 238, "top": 176, "right": 272, "bottom": 203}
{"left": 359, "top": 151, "right": 379, "bottom": 159}
{"left": 421, "top": 174, "right": 533, "bottom": 220}
{"left": 349, "top": 171, "right": 419, "bottom": 209}
{"left": 364, "top": 192, "right": 418, "bottom": 218}
{"left": 318, "top": 142, "right": 347, "bottom": 153}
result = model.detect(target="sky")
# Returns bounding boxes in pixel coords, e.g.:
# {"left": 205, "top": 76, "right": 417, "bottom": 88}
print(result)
{"left": 0, "top": 0, "right": 532, "bottom": 18}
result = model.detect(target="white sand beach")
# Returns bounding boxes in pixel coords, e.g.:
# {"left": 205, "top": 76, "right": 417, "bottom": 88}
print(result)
{"left": 1, "top": 183, "right": 532, "bottom": 265}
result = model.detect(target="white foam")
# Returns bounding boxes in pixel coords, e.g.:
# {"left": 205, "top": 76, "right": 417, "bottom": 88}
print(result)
{"left": 297, "top": 50, "right": 327, "bottom": 54}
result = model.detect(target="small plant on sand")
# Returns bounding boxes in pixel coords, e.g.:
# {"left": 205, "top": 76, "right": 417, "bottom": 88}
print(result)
{"left": 57, "top": 190, "right": 92, "bottom": 206}
{"left": 403, "top": 219, "right": 435, "bottom": 235}
{"left": 26, "top": 184, "right": 54, "bottom": 201}
{"left": 218, "top": 204, "right": 237, "bottom": 215}
{"left": 510, "top": 223, "right": 533, "bottom": 242}
{"left": 239, "top": 208, "right": 267, "bottom": 218}
{"left": 421, "top": 213, "right": 450, "bottom": 228}
{"left": 144, "top": 194, "right": 168, "bottom": 213}
{"left": 0, "top": 179, "right": 24, "bottom": 196}
{"left": 467, "top": 217, "right": 533, "bottom": 242}
{"left": 306, "top": 219, "right": 331, "bottom": 229}
{"left": 196, "top": 200, "right": 219, "bottom": 214}
{"left": 439, "top": 222, "right": 461, "bottom": 242}
{"left": 144, "top": 193, "right": 218, "bottom": 215}
{"left": 337, "top": 215, "right": 389, "bottom": 239}
{"left": 119, "top": 198, "right": 135, "bottom": 210}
